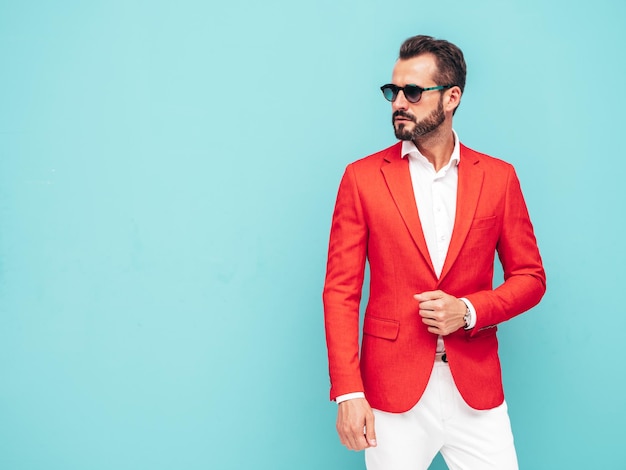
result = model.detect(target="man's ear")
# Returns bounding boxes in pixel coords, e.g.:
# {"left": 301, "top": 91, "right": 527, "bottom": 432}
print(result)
{"left": 445, "top": 86, "right": 462, "bottom": 113}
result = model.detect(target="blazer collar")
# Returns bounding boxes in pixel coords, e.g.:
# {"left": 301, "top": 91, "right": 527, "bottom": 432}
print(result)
{"left": 380, "top": 143, "right": 436, "bottom": 276}
{"left": 438, "top": 144, "right": 484, "bottom": 284}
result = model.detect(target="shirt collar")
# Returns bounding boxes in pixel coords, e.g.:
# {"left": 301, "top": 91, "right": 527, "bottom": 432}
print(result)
{"left": 401, "top": 129, "right": 460, "bottom": 169}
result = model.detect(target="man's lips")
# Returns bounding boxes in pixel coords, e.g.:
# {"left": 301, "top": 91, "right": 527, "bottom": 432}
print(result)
{"left": 393, "top": 112, "right": 415, "bottom": 124}
{"left": 394, "top": 117, "right": 414, "bottom": 125}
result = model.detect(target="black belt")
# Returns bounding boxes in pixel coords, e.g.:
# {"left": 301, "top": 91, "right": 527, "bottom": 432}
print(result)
{"left": 435, "top": 353, "right": 448, "bottom": 363}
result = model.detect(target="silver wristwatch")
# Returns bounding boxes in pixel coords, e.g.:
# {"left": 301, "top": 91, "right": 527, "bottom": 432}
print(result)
{"left": 462, "top": 301, "right": 471, "bottom": 328}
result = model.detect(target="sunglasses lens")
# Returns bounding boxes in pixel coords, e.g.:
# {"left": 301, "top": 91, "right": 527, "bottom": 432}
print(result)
{"left": 403, "top": 85, "right": 422, "bottom": 103}
{"left": 381, "top": 85, "right": 397, "bottom": 102}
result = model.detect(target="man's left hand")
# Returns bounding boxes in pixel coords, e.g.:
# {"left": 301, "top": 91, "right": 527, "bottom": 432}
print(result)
{"left": 414, "top": 290, "right": 466, "bottom": 336}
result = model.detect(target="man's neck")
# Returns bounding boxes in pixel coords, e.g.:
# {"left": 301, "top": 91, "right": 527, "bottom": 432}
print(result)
{"left": 413, "top": 127, "right": 455, "bottom": 172}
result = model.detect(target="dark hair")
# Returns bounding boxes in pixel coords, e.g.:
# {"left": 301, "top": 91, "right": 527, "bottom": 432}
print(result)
{"left": 399, "top": 35, "right": 466, "bottom": 93}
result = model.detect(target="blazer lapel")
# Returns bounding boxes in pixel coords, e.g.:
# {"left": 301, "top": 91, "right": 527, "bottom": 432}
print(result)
{"left": 438, "top": 145, "right": 484, "bottom": 284}
{"left": 380, "top": 145, "right": 436, "bottom": 275}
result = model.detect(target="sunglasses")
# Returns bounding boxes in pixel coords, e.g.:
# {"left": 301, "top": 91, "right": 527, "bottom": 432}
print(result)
{"left": 380, "top": 84, "right": 454, "bottom": 103}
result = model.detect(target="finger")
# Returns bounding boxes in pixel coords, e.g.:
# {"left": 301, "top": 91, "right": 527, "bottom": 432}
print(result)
{"left": 413, "top": 290, "right": 443, "bottom": 302}
{"left": 339, "top": 430, "right": 355, "bottom": 450}
{"left": 345, "top": 429, "right": 367, "bottom": 451}
{"left": 417, "top": 301, "right": 434, "bottom": 312}
{"left": 420, "top": 308, "right": 443, "bottom": 321}
{"left": 418, "top": 308, "right": 431, "bottom": 318}
{"left": 338, "top": 422, "right": 368, "bottom": 451}
{"left": 336, "top": 417, "right": 351, "bottom": 448}
{"left": 365, "top": 413, "right": 377, "bottom": 447}
{"left": 356, "top": 432, "right": 370, "bottom": 450}
{"left": 415, "top": 298, "right": 441, "bottom": 312}
{"left": 421, "top": 316, "right": 442, "bottom": 334}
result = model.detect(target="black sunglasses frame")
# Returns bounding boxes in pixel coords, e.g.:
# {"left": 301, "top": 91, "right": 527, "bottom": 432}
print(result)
{"left": 380, "top": 84, "right": 454, "bottom": 103}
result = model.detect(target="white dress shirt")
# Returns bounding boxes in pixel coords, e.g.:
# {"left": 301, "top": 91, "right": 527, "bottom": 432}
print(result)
{"left": 336, "top": 131, "right": 476, "bottom": 404}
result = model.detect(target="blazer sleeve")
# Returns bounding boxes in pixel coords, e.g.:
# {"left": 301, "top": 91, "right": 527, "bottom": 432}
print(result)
{"left": 322, "top": 164, "right": 368, "bottom": 400}
{"left": 465, "top": 166, "right": 546, "bottom": 334}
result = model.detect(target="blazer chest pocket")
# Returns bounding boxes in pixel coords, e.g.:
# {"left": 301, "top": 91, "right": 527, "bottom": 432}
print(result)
{"left": 363, "top": 316, "right": 399, "bottom": 341}
{"left": 470, "top": 215, "right": 498, "bottom": 230}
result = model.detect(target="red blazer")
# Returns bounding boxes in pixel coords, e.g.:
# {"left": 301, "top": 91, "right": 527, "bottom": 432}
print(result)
{"left": 323, "top": 142, "right": 546, "bottom": 412}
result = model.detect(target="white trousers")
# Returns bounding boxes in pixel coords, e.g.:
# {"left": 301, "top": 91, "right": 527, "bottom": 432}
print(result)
{"left": 365, "top": 361, "right": 518, "bottom": 470}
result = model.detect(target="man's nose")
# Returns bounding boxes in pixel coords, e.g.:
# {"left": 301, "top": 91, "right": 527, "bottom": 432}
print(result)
{"left": 392, "top": 90, "right": 409, "bottom": 110}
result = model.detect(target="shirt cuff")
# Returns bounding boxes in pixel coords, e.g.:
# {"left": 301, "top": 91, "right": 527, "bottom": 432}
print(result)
{"left": 336, "top": 392, "right": 365, "bottom": 404}
{"left": 460, "top": 297, "right": 477, "bottom": 330}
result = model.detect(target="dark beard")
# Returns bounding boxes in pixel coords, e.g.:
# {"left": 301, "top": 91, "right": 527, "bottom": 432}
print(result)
{"left": 393, "top": 97, "right": 445, "bottom": 141}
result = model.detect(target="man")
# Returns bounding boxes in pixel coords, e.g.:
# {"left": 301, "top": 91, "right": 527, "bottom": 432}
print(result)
{"left": 322, "top": 35, "right": 546, "bottom": 470}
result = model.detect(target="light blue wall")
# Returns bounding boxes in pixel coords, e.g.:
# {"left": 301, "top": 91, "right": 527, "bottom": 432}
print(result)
{"left": 1, "top": 1, "right": 624, "bottom": 469}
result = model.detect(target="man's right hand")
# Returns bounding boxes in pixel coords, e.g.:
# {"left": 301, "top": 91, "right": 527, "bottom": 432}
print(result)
{"left": 336, "top": 397, "right": 377, "bottom": 451}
